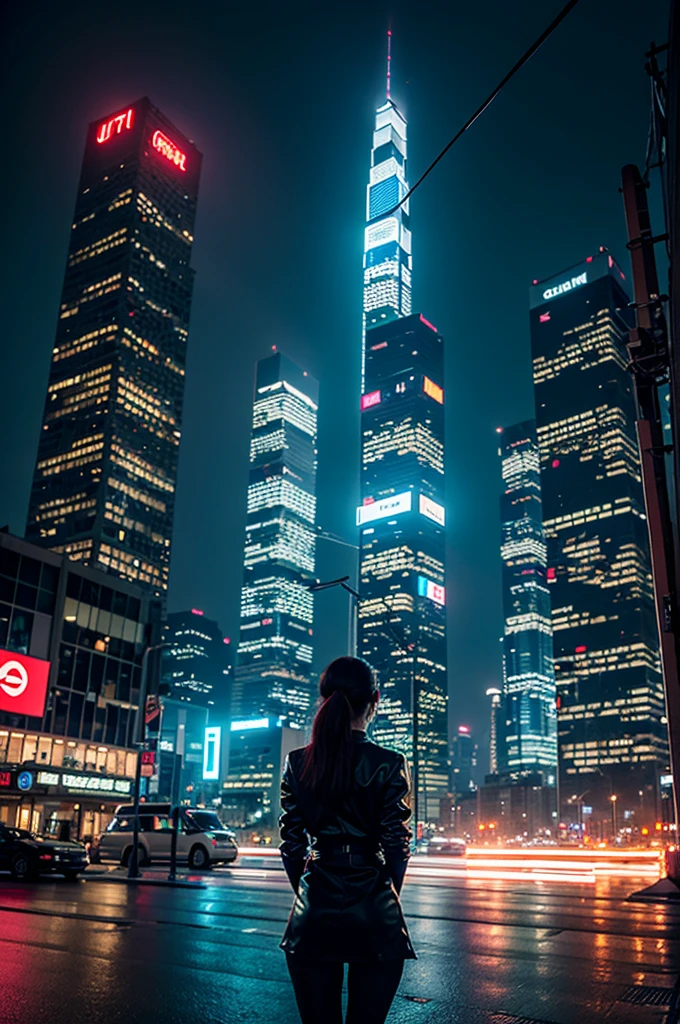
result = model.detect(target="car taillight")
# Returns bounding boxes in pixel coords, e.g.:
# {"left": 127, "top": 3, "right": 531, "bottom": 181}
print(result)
{"left": 210, "top": 839, "right": 217, "bottom": 847}
{"left": 39, "top": 853, "right": 53, "bottom": 861}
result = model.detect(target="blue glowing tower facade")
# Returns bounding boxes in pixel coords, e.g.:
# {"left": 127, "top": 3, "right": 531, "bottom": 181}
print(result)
{"left": 362, "top": 39, "right": 412, "bottom": 384}
{"left": 358, "top": 46, "right": 448, "bottom": 822}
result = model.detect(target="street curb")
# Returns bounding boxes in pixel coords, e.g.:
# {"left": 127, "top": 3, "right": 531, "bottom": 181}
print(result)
{"left": 664, "top": 975, "right": 680, "bottom": 1023}
{"left": 628, "top": 877, "right": 680, "bottom": 904}
{"left": 84, "top": 874, "right": 206, "bottom": 890}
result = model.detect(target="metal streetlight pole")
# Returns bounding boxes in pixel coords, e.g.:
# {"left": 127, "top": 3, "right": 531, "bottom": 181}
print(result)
{"left": 128, "top": 641, "right": 165, "bottom": 879}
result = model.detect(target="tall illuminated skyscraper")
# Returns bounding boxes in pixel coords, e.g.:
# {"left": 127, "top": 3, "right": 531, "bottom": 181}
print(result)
{"left": 358, "top": 314, "right": 448, "bottom": 822}
{"left": 498, "top": 421, "right": 557, "bottom": 781}
{"left": 531, "top": 249, "right": 668, "bottom": 829}
{"left": 233, "top": 353, "right": 318, "bottom": 726}
{"left": 26, "top": 99, "right": 201, "bottom": 597}
{"left": 362, "top": 32, "right": 412, "bottom": 385}
{"left": 358, "top": 45, "right": 447, "bottom": 823}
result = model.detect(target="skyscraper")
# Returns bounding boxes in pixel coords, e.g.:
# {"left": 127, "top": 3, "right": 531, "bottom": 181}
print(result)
{"left": 358, "top": 314, "right": 448, "bottom": 822}
{"left": 531, "top": 249, "right": 668, "bottom": 829}
{"left": 233, "top": 353, "right": 318, "bottom": 726}
{"left": 26, "top": 99, "right": 202, "bottom": 597}
{"left": 362, "top": 35, "right": 412, "bottom": 385}
{"left": 162, "top": 609, "right": 232, "bottom": 713}
{"left": 450, "top": 725, "right": 478, "bottom": 796}
{"left": 498, "top": 421, "right": 557, "bottom": 782}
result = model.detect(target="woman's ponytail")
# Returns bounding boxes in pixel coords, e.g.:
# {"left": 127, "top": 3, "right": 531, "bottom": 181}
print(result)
{"left": 301, "top": 657, "right": 377, "bottom": 799}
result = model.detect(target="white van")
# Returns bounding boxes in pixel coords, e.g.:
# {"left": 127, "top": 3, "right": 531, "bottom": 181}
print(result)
{"left": 94, "top": 803, "right": 238, "bottom": 870}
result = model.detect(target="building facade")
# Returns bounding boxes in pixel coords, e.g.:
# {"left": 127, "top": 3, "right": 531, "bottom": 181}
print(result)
{"left": 498, "top": 421, "right": 557, "bottom": 782}
{"left": 223, "top": 718, "right": 301, "bottom": 831}
{"left": 233, "top": 353, "right": 318, "bottom": 727}
{"left": 26, "top": 98, "right": 202, "bottom": 597}
{"left": 362, "top": 84, "right": 412, "bottom": 386}
{"left": 358, "top": 314, "right": 448, "bottom": 822}
{"left": 531, "top": 249, "right": 668, "bottom": 831}
{"left": 162, "top": 609, "right": 232, "bottom": 714}
{"left": 0, "top": 531, "right": 159, "bottom": 839}
{"left": 450, "top": 725, "right": 477, "bottom": 796}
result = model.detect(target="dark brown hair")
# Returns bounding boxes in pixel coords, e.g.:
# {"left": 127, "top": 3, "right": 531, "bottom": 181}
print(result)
{"left": 301, "top": 657, "right": 378, "bottom": 798}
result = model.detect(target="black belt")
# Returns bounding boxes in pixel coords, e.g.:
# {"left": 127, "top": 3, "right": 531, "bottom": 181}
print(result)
{"left": 311, "top": 842, "right": 382, "bottom": 867}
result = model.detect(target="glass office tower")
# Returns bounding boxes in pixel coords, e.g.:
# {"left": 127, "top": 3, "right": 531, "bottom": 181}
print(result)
{"left": 162, "top": 609, "right": 232, "bottom": 713}
{"left": 531, "top": 249, "right": 668, "bottom": 830}
{"left": 362, "top": 89, "right": 412, "bottom": 385}
{"left": 359, "top": 314, "right": 448, "bottom": 821}
{"left": 26, "top": 99, "right": 202, "bottom": 597}
{"left": 233, "top": 353, "right": 318, "bottom": 726}
{"left": 498, "top": 421, "right": 557, "bottom": 781}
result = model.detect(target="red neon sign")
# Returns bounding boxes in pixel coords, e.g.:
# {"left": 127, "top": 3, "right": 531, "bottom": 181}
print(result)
{"left": 361, "top": 390, "right": 381, "bottom": 411}
{"left": 152, "top": 130, "right": 187, "bottom": 171}
{"left": 0, "top": 771, "right": 11, "bottom": 788}
{"left": 96, "top": 108, "right": 134, "bottom": 144}
{"left": 0, "top": 649, "right": 50, "bottom": 717}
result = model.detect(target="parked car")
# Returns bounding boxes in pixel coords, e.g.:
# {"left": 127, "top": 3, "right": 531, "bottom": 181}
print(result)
{"left": 92, "top": 803, "right": 239, "bottom": 870}
{"left": 423, "top": 836, "right": 467, "bottom": 857}
{"left": 0, "top": 823, "right": 89, "bottom": 881}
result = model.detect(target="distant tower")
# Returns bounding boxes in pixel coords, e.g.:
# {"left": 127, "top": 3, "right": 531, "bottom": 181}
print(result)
{"left": 531, "top": 249, "right": 667, "bottom": 826}
{"left": 233, "top": 353, "right": 318, "bottom": 726}
{"left": 486, "top": 688, "right": 502, "bottom": 774}
{"left": 26, "top": 99, "right": 202, "bottom": 597}
{"left": 498, "top": 421, "right": 557, "bottom": 782}
{"left": 362, "top": 32, "right": 412, "bottom": 386}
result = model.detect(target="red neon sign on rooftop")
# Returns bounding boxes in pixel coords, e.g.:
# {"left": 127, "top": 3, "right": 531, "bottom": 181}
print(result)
{"left": 152, "top": 129, "right": 187, "bottom": 171}
{"left": 96, "top": 108, "right": 134, "bottom": 144}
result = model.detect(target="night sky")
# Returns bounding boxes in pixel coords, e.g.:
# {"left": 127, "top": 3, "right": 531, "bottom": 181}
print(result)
{"left": 0, "top": 0, "right": 670, "bottom": 774}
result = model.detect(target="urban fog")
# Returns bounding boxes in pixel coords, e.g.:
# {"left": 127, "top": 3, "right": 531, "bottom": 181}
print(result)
{"left": 1, "top": 1, "right": 680, "bottom": 1023}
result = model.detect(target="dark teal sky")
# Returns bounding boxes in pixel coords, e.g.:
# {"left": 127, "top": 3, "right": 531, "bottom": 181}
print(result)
{"left": 0, "top": 0, "right": 670, "bottom": 773}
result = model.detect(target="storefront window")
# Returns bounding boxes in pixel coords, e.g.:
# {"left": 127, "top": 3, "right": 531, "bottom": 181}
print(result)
{"left": 52, "top": 740, "right": 65, "bottom": 767}
{"left": 7, "top": 733, "right": 24, "bottom": 762}
{"left": 0, "top": 730, "right": 9, "bottom": 761}
{"left": 37, "top": 736, "right": 52, "bottom": 766}
{"left": 22, "top": 735, "right": 38, "bottom": 763}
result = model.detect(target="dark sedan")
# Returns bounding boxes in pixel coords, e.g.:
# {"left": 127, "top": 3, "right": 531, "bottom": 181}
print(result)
{"left": 0, "top": 823, "right": 89, "bottom": 881}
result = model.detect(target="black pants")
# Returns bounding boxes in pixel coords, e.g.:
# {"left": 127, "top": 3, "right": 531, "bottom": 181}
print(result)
{"left": 286, "top": 954, "right": 404, "bottom": 1024}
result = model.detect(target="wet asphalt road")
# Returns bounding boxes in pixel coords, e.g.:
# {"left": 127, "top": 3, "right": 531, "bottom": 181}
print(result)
{"left": 0, "top": 866, "right": 678, "bottom": 1024}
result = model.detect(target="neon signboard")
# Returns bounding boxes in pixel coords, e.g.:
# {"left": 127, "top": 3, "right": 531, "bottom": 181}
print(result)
{"left": 0, "top": 649, "right": 50, "bottom": 717}
{"left": 356, "top": 491, "right": 412, "bottom": 526}
{"left": 152, "top": 130, "right": 187, "bottom": 171}
{"left": 419, "top": 494, "right": 445, "bottom": 526}
{"left": 542, "top": 271, "right": 587, "bottom": 302}
{"left": 361, "top": 390, "right": 381, "bottom": 411}
{"left": 417, "top": 575, "right": 446, "bottom": 606}
{"left": 231, "top": 718, "right": 270, "bottom": 732}
{"left": 203, "top": 726, "right": 221, "bottom": 781}
{"left": 96, "top": 108, "right": 134, "bottom": 144}
{"left": 423, "top": 376, "right": 444, "bottom": 404}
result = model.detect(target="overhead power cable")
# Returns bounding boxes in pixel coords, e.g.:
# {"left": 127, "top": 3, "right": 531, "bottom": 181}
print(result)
{"left": 385, "top": 0, "right": 582, "bottom": 216}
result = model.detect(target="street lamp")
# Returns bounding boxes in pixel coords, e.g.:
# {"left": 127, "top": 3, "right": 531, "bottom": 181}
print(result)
{"left": 309, "top": 575, "right": 421, "bottom": 845}
{"left": 610, "top": 794, "right": 618, "bottom": 840}
{"left": 128, "top": 640, "right": 166, "bottom": 879}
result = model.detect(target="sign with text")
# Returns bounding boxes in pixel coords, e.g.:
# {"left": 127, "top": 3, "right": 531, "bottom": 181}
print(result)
{"left": 0, "top": 649, "right": 50, "bottom": 717}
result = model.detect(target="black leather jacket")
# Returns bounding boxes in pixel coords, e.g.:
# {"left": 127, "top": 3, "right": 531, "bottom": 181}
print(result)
{"left": 279, "top": 730, "right": 415, "bottom": 961}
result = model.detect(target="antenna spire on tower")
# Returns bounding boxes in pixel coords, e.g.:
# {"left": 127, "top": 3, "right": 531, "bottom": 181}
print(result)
{"left": 386, "top": 29, "right": 392, "bottom": 100}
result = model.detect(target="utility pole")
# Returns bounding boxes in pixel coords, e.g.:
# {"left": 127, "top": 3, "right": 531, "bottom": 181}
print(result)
{"left": 621, "top": 163, "right": 680, "bottom": 831}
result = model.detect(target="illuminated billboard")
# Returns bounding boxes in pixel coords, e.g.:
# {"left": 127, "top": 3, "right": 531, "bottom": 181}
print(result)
{"left": 203, "top": 726, "right": 221, "bottom": 780}
{"left": 419, "top": 494, "right": 445, "bottom": 526}
{"left": 417, "top": 576, "right": 446, "bottom": 606}
{"left": 0, "top": 649, "right": 50, "bottom": 717}
{"left": 361, "top": 390, "right": 381, "bottom": 411}
{"left": 231, "top": 717, "right": 270, "bottom": 732}
{"left": 423, "top": 376, "right": 444, "bottom": 404}
{"left": 356, "top": 491, "right": 412, "bottom": 526}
